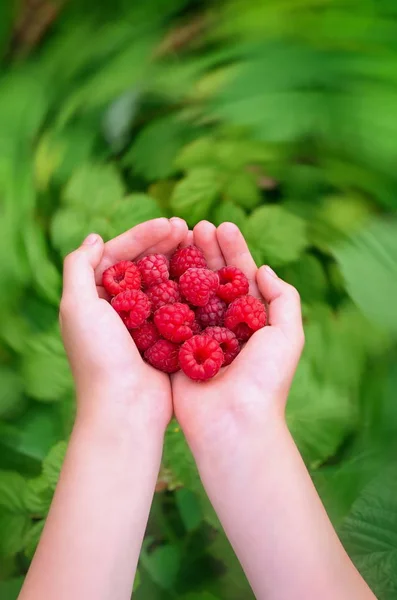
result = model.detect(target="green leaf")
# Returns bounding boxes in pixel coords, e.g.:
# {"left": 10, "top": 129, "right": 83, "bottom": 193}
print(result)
{"left": 141, "top": 543, "right": 181, "bottom": 590}
{"left": 125, "top": 116, "right": 192, "bottom": 180}
{"left": 175, "top": 137, "right": 215, "bottom": 171}
{"left": 209, "top": 532, "right": 254, "bottom": 599}
{"left": 175, "top": 488, "right": 202, "bottom": 532}
{"left": 282, "top": 254, "right": 328, "bottom": 303}
{"left": 103, "top": 90, "right": 140, "bottom": 153}
{"left": 23, "top": 519, "right": 45, "bottom": 560}
{"left": 340, "top": 466, "right": 397, "bottom": 600}
{"left": 51, "top": 208, "right": 112, "bottom": 257}
{"left": 0, "top": 471, "right": 30, "bottom": 557}
{"left": 333, "top": 218, "right": 397, "bottom": 335}
{"left": 63, "top": 163, "right": 124, "bottom": 216}
{"left": 286, "top": 358, "right": 355, "bottom": 468}
{"left": 24, "top": 476, "right": 53, "bottom": 516}
{"left": 223, "top": 171, "right": 261, "bottom": 209}
{"left": 21, "top": 328, "right": 73, "bottom": 402}
{"left": 182, "top": 594, "right": 221, "bottom": 600}
{"left": 0, "top": 471, "right": 28, "bottom": 513}
{"left": 133, "top": 569, "right": 141, "bottom": 592}
{"left": 0, "top": 577, "right": 24, "bottom": 600}
{"left": 212, "top": 202, "right": 246, "bottom": 230}
{"left": 0, "top": 366, "right": 25, "bottom": 420}
{"left": 0, "top": 405, "right": 66, "bottom": 463}
{"left": 42, "top": 441, "right": 68, "bottom": 490}
{"left": 311, "top": 194, "right": 372, "bottom": 253}
{"left": 109, "top": 194, "right": 163, "bottom": 237}
{"left": 244, "top": 205, "right": 308, "bottom": 267}
{"left": 0, "top": 514, "right": 31, "bottom": 557}
{"left": 163, "top": 425, "right": 200, "bottom": 491}
{"left": 22, "top": 222, "right": 61, "bottom": 305}
{"left": 170, "top": 168, "right": 222, "bottom": 226}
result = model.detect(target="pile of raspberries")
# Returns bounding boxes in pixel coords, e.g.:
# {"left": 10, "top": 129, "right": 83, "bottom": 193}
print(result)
{"left": 102, "top": 246, "right": 267, "bottom": 381}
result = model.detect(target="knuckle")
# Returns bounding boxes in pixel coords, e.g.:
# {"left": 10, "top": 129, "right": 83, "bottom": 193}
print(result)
{"left": 63, "top": 250, "right": 78, "bottom": 272}
{"left": 59, "top": 295, "right": 77, "bottom": 317}
{"left": 287, "top": 284, "right": 301, "bottom": 304}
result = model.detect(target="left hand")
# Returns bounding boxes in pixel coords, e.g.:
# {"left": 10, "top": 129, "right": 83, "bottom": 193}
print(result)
{"left": 60, "top": 217, "right": 188, "bottom": 433}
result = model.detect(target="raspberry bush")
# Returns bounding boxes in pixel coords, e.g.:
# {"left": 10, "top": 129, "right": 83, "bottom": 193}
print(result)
{"left": 0, "top": 1, "right": 397, "bottom": 598}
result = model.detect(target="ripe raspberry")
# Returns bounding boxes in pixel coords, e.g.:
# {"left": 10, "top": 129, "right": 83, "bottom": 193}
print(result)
{"left": 146, "top": 280, "right": 181, "bottom": 312}
{"left": 179, "top": 268, "right": 219, "bottom": 307}
{"left": 145, "top": 340, "right": 180, "bottom": 373}
{"left": 102, "top": 261, "right": 141, "bottom": 296}
{"left": 179, "top": 335, "right": 224, "bottom": 381}
{"left": 191, "top": 320, "right": 202, "bottom": 335}
{"left": 196, "top": 295, "right": 227, "bottom": 328}
{"left": 169, "top": 245, "right": 207, "bottom": 279}
{"left": 130, "top": 321, "right": 160, "bottom": 352}
{"left": 154, "top": 302, "right": 195, "bottom": 343}
{"left": 203, "top": 326, "right": 240, "bottom": 366}
{"left": 136, "top": 254, "right": 169, "bottom": 289}
{"left": 217, "top": 266, "right": 249, "bottom": 303}
{"left": 111, "top": 289, "right": 151, "bottom": 329}
{"left": 224, "top": 295, "right": 267, "bottom": 341}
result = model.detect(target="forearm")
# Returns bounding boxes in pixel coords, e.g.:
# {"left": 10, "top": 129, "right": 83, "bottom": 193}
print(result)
{"left": 20, "top": 403, "right": 164, "bottom": 600}
{"left": 189, "top": 418, "right": 375, "bottom": 600}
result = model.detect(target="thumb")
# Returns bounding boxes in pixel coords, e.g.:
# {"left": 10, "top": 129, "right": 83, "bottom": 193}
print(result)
{"left": 62, "top": 233, "right": 105, "bottom": 304}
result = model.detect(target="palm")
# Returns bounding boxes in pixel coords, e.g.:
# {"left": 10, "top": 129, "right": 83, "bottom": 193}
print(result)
{"left": 93, "top": 219, "right": 189, "bottom": 425}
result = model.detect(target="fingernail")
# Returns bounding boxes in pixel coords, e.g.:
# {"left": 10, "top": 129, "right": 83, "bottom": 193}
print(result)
{"left": 264, "top": 265, "right": 277, "bottom": 278}
{"left": 170, "top": 216, "right": 183, "bottom": 223}
{"left": 82, "top": 233, "right": 98, "bottom": 245}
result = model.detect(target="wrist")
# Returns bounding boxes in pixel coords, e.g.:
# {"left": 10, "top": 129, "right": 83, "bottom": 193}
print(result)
{"left": 74, "top": 381, "right": 172, "bottom": 438}
{"left": 185, "top": 408, "right": 288, "bottom": 477}
{"left": 72, "top": 410, "right": 165, "bottom": 460}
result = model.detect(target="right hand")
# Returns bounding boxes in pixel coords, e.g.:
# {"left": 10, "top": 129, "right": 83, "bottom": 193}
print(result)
{"left": 172, "top": 220, "right": 305, "bottom": 452}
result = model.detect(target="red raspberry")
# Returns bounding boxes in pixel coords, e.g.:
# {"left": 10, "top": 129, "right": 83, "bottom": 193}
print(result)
{"left": 111, "top": 289, "right": 151, "bottom": 329}
{"left": 136, "top": 254, "right": 169, "bottom": 289}
{"left": 179, "top": 335, "right": 224, "bottom": 381}
{"left": 217, "top": 266, "right": 249, "bottom": 303}
{"left": 191, "top": 320, "right": 202, "bottom": 335}
{"left": 169, "top": 245, "right": 207, "bottom": 279}
{"left": 146, "top": 280, "right": 181, "bottom": 312}
{"left": 145, "top": 340, "right": 180, "bottom": 373}
{"left": 154, "top": 302, "right": 195, "bottom": 343}
{"left": 179, "top": 268, "right": 219, "bottom": 307}
{"left": 203, "top": 326, "right": 240, "bottom": 366}
{"left": 196, "top": 295, "right": 227, "bottom": 328}
{"left": 224, "top": 295, "right": 267, "bottom": 341}
{"left": 130, "top": 321, "right": 160, "bottom": 352}
{"left": 102, "top": 261, "right": 141, "bottom": 296}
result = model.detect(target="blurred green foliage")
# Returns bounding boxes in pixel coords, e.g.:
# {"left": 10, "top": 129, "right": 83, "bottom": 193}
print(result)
{"left": 1, "top": 0, "right": 397, "bottom": 598}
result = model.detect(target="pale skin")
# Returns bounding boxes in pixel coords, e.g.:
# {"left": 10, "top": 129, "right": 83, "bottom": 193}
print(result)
{"left": 18, "top": 218, "right": 376, "bottom": 600}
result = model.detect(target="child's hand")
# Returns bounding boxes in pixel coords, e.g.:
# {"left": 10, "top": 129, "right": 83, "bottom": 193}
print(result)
{"left": 60, "top": 217, "right": 187, "bottom": 432}
{"left": 172, "top": 221, "right": 304, "bottom": 449}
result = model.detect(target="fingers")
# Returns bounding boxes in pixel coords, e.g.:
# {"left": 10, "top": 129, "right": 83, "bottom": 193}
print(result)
{"left": 216, "top": 222, "right": 259, "bottom": 295}
{"left": 96, "top": 218, "right": 171, "bottom": 282}
{"left": 95, "top": 218, "right": 188, "bottom": 284}
{"left": 141, "top": 217, "right": 188, "bottom": 257}
{"left": 62, "top": 234, "right": 105, "bottom": 307}
{"left": 193, "top": 221, "right": 225, "bottom": 270}
{"left": 180, "top": 230, "right": 194, "bottom": 247}
{"left": 256, "top": 265, "right": 304, "bottom": 345}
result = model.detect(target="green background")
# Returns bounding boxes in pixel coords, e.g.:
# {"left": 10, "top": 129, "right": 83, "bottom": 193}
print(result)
{"left": 1, "top": 0, "right": 397, "bottom": 598}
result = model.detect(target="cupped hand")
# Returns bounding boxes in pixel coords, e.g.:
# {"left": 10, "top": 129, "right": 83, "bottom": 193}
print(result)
{"left": 172, "top": 221, "right": 305, "bottom": 449}
{"left": 60, "top": 217, "right": 188, "bottom": 431}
